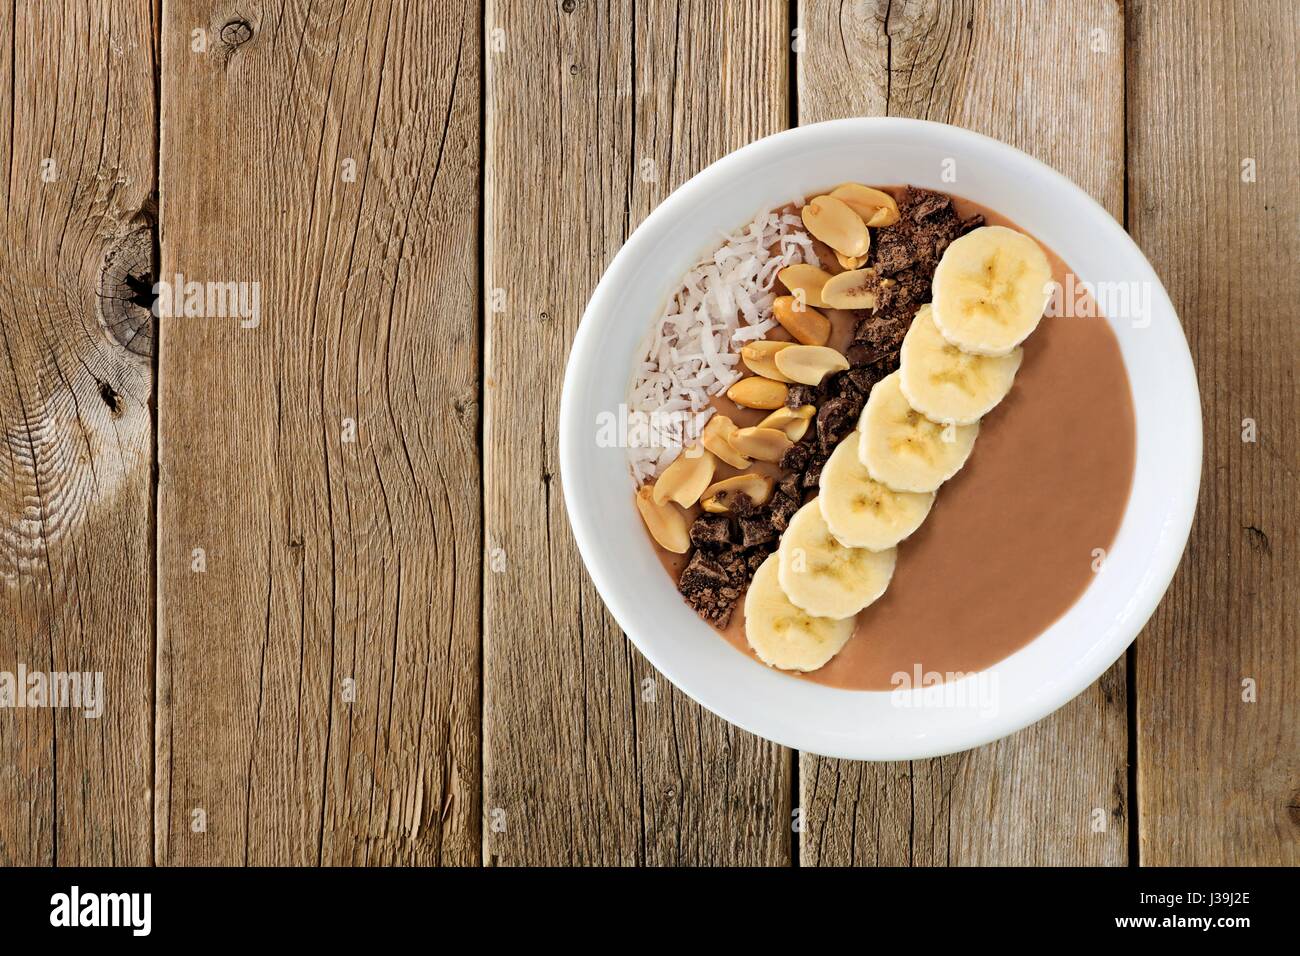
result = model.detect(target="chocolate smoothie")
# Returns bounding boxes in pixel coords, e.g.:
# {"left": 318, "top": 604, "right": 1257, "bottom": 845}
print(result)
{"left": 649, "top": 191, "right": 1135, "bottom": 691}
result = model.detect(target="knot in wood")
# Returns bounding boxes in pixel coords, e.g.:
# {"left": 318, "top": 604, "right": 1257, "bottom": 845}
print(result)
{"left": 97, "top": 226, "right": 155, "bottom": 359}
{"left": 220, "top": 19, "right": 254, "bottom": 48}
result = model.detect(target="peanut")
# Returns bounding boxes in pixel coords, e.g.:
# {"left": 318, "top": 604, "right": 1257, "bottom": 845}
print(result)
{"left": 774, "top": 344, "right": 850, "bottom": 386}
{"left": 726, "top": 376, "right": 789, "bottom": 410}
{"left": 740, "top": 340, "right": 795, "bottom": 383}
{"left": 772, "top": 296, "right": 831, "bottom": 346}
{"left": 729, "top": 426, "right": 793, "bottom": 464}
{"left": 635, "top": 485, "right": 690, "bottom": 553}
{"left": 700, "top": 474, "right": 775, "bottom": 514}
{"left": 830, "top": 182, "right": 901, "bottom": 227}
{"left": 820, "top": 269, "right": 878, "bottom": 310}
{"left": 701, "top": 414, "right": 751, "bottom": 469}
{"left": 758, "top": 404, "right": 816, "bottom": 442}
{"left": 777, "top": 264, "right": 834, "bottom": 309}
{"left": 801, "top": 194, "right": 870, "bottom": 258}
{"left": 652, "top": 445, "right": 716, "bottom": 508}
{"left": 835, "top": 248, "right": 868, "bottom": 271}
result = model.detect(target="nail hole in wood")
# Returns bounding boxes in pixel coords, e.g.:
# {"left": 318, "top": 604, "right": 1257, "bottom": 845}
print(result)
{"left": 98, "top": 381, "right": 123, "bottom": 418}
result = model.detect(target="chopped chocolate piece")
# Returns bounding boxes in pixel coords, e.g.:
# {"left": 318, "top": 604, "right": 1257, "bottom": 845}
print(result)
{"left": 801, "top": 455, "right": 825, "bottom": 489}
{"left": 679, "top": 545, "right": 756, "bottom": 628}
{"left": 817, "top": 395, "right": 855, "bottom": 431}
{"left": 896, "top": 266, "right": 933, "bottom": 306}
{"left": 817, "top": 396, "right": 856, "bottom": 454}
{"left": 936, "top": 213, "right": 987, "bottom": 258}
{"left": 682, "top": 588, "right": 735, "bottom": 628}
{"left": 875, "top": 350, "right": 902, "bottom": 376}
{"left": 844, "top": 366, "right": 880, "bottom": 396}
{"left": 738, "top": 512, "right": 776, "bottom": 549}
{"left": 827, "top": 373, "right": 866, "bottom": 421}
{"left": 679, "top": 551, "right": 730, "bottom": 593}
{"left": 846, "top": 342, "right": 878, "bottom": 367}
{"left": 777, "top": 473, "right": 801, "bottom": 501}
{"left": 726, "top": 544, "right": 757, "bottom": 574}
{"left": 909, "top": 189, "right": 952, "bottom": 223}
{"left": 780, "top": 440, "right": 811, "bottom": 473}
{"left": 872, "top": 231, "right": 919, "bottom": 275}
{"left": 842, "top": 390, "right": 866, "bottom": 422}
{"left": 708, "top": 489, "right": 756, "bottom": 517}
{"left": 769, "top": 491, "right": 800, "bottom": 532}
{"left": 786, "top": 384, "right": 818, "bottom": 408}
{"left": 869, "top": 269, "right": 933, "bottom": 324}
{"left": 728, "top": 490, "right": 757, "bottom": 517}
{"left": 905, "top": 185, "right": 957, "bottom": 219}
{"left": 846, "top": 344, "right": 902, "bottom": 377}
{"left": 866, "top": 186, "right": 971, "bottom": 324}
{"left": 745, "top": 546, "right": 772, "bottom": 572}
{"left": 689, "top": 514, "right": 732, "bottom": 550}
{"left": 829, "top": 369, "right": 859, "bottom": 397}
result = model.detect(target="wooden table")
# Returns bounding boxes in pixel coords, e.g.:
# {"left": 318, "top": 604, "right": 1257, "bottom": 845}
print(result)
{"left": 0, "top": 0, "right": 1294, "bottom": 867}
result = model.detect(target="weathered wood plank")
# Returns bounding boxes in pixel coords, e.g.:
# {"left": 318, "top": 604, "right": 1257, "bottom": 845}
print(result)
{"left": 1128, "top": 0, "right": 1299, "bottom": 866}
{"left": 0, "top": 0, "right": 156, "bottom": 866}
{"left": 795, "top": 0, "right": 1129, "bottom": 865}
{"left": 482, "top": 0, "right": 793, "bottom": 865}
{"left": 628, "top": 1, "right": 794, "bottom": 867}
{"left": 155, "top": 0, "right": 481, "bottom": 865}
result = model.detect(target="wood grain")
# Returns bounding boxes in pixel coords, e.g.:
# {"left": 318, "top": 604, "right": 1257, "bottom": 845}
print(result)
{"left": 0, "top": 0, "right": 1291, "bottom": 870}
{"left": 795, "top": 0, "right": 1129, "bottom": 865}
{"left": 155, "top": 0, "right": 481, "bottom": 865}
{"left": 482, "top": 0, "right": 793, "bottom": 865}
{"left": 628, "top": 1, "right": 793, "bottom": 867}
{"left": 0, "top": 0, "right": 156, "bottom": 866}
{"left": 1128, "top": 0, "right": 1299, "bottom": 865}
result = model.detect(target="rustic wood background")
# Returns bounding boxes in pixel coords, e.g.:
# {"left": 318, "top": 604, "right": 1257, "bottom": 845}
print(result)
{"left": 0, "top": 0, "right": 1293, "bottom": 866}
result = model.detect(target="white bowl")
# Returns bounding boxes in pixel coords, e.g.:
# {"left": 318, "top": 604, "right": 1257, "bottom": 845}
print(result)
{"left": 559, "top": 118, "right": 1200, "bottom": 760}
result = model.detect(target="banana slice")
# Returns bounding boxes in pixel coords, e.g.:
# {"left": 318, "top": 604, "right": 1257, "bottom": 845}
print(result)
{"left": 819, "top": 432, "right": 935, "bottom": 550}
{"left": 899, "top": 305, "right": 1023, "bottom": 425}
{"left": 931, "top": 225, "right": 1053, "bottom": 356}
{"left": 858, "top": 371, "right": 978, "bottom": 493}
{"left": 777, "top": 500, "right": 897, "bottom": 619}
{"left": 743, "top": 554, "right": 856, "bottom": 672}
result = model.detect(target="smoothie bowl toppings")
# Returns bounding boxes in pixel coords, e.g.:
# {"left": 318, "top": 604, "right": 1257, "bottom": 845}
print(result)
{"left": 626, "top": 184, "right": 1134, "bottom": 687}
{"left": 626, "top": 207, "right": 820, "bottom": 483}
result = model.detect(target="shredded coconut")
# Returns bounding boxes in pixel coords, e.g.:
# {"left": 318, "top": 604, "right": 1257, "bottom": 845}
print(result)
{"left": 626, "top": 207, "right": 818, "bottom": 484}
